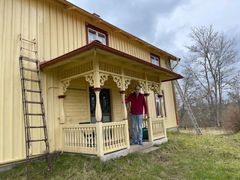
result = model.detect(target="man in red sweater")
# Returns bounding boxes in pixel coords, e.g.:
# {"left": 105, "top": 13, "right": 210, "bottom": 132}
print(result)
{"left": 126, "top": 85, "right": 148, "bottom": 145}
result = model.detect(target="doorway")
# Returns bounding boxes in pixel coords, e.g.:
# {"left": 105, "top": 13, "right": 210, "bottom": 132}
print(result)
{"left": 89, "top": 88, "right": 111, "bottom": 123}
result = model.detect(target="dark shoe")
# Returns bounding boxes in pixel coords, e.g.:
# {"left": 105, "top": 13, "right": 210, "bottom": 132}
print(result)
{"left": 131, "top": 142, "right": 138, "bottom": 145}
{"left": 139, "top": 142, "right": 143, "bottom": 145}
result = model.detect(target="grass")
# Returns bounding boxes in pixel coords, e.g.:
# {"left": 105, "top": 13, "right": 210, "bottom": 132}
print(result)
{"left": 1, "top": 132, "right": 240, "bottom": 180}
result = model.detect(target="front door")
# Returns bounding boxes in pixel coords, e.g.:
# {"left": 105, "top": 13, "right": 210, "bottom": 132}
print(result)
{"left": 89, "top": 88, "right": 111, "bottom": 123}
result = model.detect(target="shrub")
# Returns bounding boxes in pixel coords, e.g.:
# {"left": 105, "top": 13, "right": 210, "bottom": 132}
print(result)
{"left": 222, "top": 104, "right": 240, "bottom": 132}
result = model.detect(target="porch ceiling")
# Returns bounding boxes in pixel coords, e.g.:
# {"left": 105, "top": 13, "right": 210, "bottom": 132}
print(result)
{"left": 40, "top": 41, "right": 183, "bottom": 82}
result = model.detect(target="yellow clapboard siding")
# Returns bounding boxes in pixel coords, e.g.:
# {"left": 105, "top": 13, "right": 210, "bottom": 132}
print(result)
{"left": 0, "top": 0, "right": 177, "bottom": 164}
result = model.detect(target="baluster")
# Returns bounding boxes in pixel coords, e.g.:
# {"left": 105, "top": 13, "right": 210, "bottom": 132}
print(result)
{"left": 122, "top": 124, "right": 126, "bottom": 146}
{"left": 119, "top": 125, "right": 122, "bottom": 147}
{"left": 87, "top": 128, "right": 91, "bottom": 148}
{"left": 102, "top": 126, "right": 105, "bottom": 151}
{"left": 81, "top": 128, "right": 84, "bottom": 148}
{"left": 93, "top": 128, "right": 96, "bottom": 149}
{"left": 91, "top": 127, "right": 94, "bottom": 149}
{"left": 70, "top": 128, "right": 74, "bottom": 146}
{"left": 114, "top": 125, "right": 117, "bottom": 148}
{"left": 68, "top": 128, "right": 71, "bottom": 147}
{"left": 78, "top": 128, "right": 81, "bottom": 147}
{"left": 112, "top": 125, "right": 116, "bottom": 148}
{"left": 119, "top": 125, "right": 122, "bottom": 146}
{"left": 89, "top": 127, "right": 92, "bottom": 148}
{"left": 74, "top": 128, "right": 76, "bottom": 147}
{"left": 107, "top": 126, "right": 110, "bottom": 150}
{"left": 65, "top": 129, "right": 68, "bottom": 146}
{"left": 110, "top": 126, "right": 113, "bottom": 150}
{"left": 64, "top": 129, "right": 66, "bottom": 147}
{"left": 122, "top": 124, "right": 124, "bottom": 146}
{"left": 68, "top": 129, "right": 70, "bottom": 147}
{"left": 110, "top": 126, "right": 112, "bottom": 148}
{"left": 83, "top": 128, "right": 86, "bottom": 148}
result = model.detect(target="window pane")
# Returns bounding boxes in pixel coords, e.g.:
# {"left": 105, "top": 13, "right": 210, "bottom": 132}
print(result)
{"left": 155, "top": 94, "right": 163, "bottom": 117}
{"left": 151, "top": 55, "right": 160, "bottom": 66}
{"left": 88, "top": 29, "right": 97, "bottom": 43}
{"left": 97, "top": 33, "right": 106, "bottom": 45}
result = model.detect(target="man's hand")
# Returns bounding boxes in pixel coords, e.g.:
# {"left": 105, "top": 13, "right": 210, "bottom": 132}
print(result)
{"left": 144, "top": 114, "right": 149, "bottom": 119}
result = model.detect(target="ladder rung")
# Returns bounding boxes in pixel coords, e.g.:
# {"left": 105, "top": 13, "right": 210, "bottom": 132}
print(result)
{"left": 25, "top": 101, "right": 42, "bottom": 104}
{"left": 21, "top": 47, "right": 37, "bottom": 53}
{"left": 25, "top": 89, "right": 41, "bottom": 93}
{"left": 21, "top": 67, "right": 39, "bottom": 73}
{"left": 22, "top": 78, "right": 40, "bottom": 83}
{"left": 20, "top": 56, "right": 38, "bottom": 63}
{"left": 27, "top": 139, "right": 47, "bottom": 143}
{"left": 20, "top": 38, "right": 36, "bottom": 44}
{"left": 26, "top": 113, "right": 44, "bottom": 116}
{"left": 27, "top": 153, "right": 50, "bottom": 160}
{"left": 26, "top": 126, "right": 46, "bottom": 129}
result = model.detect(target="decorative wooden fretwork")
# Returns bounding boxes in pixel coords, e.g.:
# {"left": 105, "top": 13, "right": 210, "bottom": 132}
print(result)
{"left": 99, "top": 73, "right": 109, "bottom": 86}
{"left": 85, "top": 73, "right": 94, "bottom": 86}
{"left": 61, "top": 79, "right": 71, "bottom": 94}
{"left": 124, "top": 68, "right": 144, "bottom": 79}
{"left": 138, "top": 80, "right": 146, "bottom": 92}
{"left": 112, "top": 75, "right": 122, "bottom": 89}
{"left": 147, "top": 74, "right": 159, "bottom": 83}
{"left": 148, "top": 82, "right": 161, "bottom": 93}
{"left": 99, "top": 62, "right": 121, "bottom": 74}
{"left": 61, "top": 62, "right": 93, "bottom": 79}
{"left": 124, "top": 78, "right": 131, "bottom": 90}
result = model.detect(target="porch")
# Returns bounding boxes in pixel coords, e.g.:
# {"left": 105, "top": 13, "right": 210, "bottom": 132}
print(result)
{"left": 61, "top": 117, "right": 166, "bottom": 158}
{"left": 40, "top": 41, "right": 182, "bottom": 158}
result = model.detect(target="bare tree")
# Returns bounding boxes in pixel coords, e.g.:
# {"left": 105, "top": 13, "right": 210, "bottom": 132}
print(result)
{"left": 185, "top": 25, "right": 238, "bottom": 127}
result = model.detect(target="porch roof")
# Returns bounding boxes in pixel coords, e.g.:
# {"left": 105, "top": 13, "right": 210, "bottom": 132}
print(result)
{"left": 40, "top": 41, "right": 183, "bottom": 82}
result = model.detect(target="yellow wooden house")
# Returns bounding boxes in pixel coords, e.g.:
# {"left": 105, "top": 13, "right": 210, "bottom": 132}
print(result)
{"left": 0, "top": 0, "right": 182, "bottom": 165}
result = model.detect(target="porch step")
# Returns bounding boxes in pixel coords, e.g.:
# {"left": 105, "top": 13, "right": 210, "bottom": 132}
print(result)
{"left": 129, "top": 142, "right": 152, "bottom": 153}
{"left": 140, "top": 146, "right": 159, "bottom": 153}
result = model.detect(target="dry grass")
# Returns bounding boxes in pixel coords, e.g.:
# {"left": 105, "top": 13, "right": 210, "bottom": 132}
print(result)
{"left": 1, "top": 132, "right": 240, "bottom": 180}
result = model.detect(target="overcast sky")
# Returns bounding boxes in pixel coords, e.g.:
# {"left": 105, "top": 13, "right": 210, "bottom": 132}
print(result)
{"left": 68, "top": 0, "right": 240, "bottom": 59}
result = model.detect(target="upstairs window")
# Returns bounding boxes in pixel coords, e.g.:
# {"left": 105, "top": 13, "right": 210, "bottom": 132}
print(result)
{"left": 87, "top": 24, "right": 108, "bottom": 45}
{"left": 150, "top": 53, "right": 160, "bottom": 66}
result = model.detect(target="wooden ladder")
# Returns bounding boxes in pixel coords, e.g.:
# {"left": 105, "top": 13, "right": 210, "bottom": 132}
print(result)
{"left": 174, "top": 80, "right": 202, "bottom": 135}
{"left": 19, "top": 35, "right": 52, "bottom": 173}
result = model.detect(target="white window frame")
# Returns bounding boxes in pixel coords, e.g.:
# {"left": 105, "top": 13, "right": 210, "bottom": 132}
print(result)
{"left": 87, "top": 27, "right": 107, "bottom": 45}
{"left": 151, "top": 54, "right": 160, "bottom": 66}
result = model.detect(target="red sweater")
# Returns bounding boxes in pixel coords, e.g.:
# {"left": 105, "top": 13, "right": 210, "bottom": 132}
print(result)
{"left": 126, "top": 92, "right": 148, "bottom": 115}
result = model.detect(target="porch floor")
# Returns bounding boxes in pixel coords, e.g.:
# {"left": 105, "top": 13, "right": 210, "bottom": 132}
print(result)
{"left": 129, "top": 142, "right": 157, "bottom": 153}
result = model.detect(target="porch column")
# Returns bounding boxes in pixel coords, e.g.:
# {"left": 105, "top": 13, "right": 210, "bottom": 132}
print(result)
{"left": 94, "top": 88, "right": 102, "bottom": 122}
{"left": 144, "top": 92, "right": 154, "bottom": 142}
{"left": 120, "top": 90, "right": 128, "bottom": 120}
{"left": 120, "top": 90, "right": 130, "bottom": 149}
{"left": 58, "top": 79, "right": 71, "bottom": 124}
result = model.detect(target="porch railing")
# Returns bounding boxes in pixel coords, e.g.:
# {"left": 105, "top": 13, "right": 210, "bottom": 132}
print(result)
{"left": 62, "top": 124, "right": 97, "bottom": 154}
{"left": 61, "top": 120, "right": 129, "bottom": 156}
{"left": 102, "top": 121, "right": 128, "bottom": 154}
{"left": 151, "top": 118, "right": 165, "bottom": 140}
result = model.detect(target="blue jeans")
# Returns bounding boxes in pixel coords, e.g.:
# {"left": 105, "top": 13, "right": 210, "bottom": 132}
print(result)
{"left": 131, "top": 114, "right": 143, "bottom": 144}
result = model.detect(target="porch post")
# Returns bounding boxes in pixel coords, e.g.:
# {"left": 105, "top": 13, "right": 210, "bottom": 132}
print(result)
{"left": 144, "top": 92, "right": 154, "bottom": 142}
{"left": 120, "top": 90, "right": 128, "bottom": 120}
{"left": 96, "top": 119, "right": 104, "bottom": 157}
{"left": 120, "top": 90, "right": 130, "bottom": 149}
{"left": 94, "top": 88, "right": 102, "bottom": 122}
{"left": 58, "top": 79, "right": 71, "bottom": 124}
{"left": 93, "top": 54, "right": 104, "bottom": 156}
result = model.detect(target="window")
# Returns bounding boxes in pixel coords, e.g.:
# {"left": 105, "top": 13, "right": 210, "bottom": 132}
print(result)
{"left": 151, "top": 54, "right": 160, "bottom": 66}
{"left": 87, "top": 24, "right": 108, "bottom": 45}
{"left": 155, "top": 91, "right": 166, "bottom": 117}
{"left": 89, "top": 88, "right": 111, "bottom": 123}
